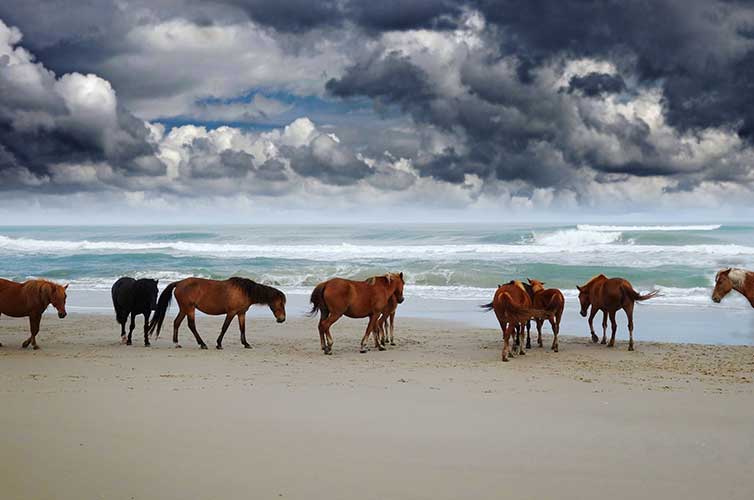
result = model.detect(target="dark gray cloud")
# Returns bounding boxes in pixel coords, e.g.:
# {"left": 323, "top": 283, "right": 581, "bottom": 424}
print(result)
{"left": 568, "top": 72, "right": 626, "bottom": 97}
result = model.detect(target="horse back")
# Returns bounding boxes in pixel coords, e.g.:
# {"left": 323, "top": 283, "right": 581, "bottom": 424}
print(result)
{"left": 593, "top": 278, "right": 627, "bottom": 310}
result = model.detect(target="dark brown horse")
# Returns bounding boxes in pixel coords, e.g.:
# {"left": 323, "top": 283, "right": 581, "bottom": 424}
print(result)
{"left": 577, "top": 274, "right": 658, "bottom": 351}
{"left": 528, "top": 279, "right": 565, "bottom": 352}
{"left": 148, "top": 277, "right": 286, "bottom": 349}
{"left": 712, "top": 268, "right": 754, "bottom": 306}
{"left": 0, "top": 278, "right": 68, "bottom": 349}
{"left": 309, "top": 273, "right": 405, "bottom": 354}
{"left": 482, "top": 281, "right": 553, "bottom": 361}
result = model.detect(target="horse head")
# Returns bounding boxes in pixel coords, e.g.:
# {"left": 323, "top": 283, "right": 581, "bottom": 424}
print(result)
{"left": 48, "top": 282, "right": 68, "bottom": 318}
{"left": 712, "top": 268, "right": 734, "bottom": 303}
{"left": 392, "top": 272, "right": 405, "bottom": 304}
{"left": 527, "top": 278, "right": 545, "bottom": 293}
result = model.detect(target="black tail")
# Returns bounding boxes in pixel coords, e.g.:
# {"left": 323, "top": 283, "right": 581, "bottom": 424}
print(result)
{"left": 480, "top": 301, "right": 494, "bottom": 312}
{"left": 148, "top": 282, "right": 178, "bottom": 339}
{"left": 308, "top": 283, "right": 328, "bottom": 317}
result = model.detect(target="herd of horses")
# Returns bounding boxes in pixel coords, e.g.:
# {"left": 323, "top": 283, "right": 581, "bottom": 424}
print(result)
{"left": 0, "top": 268, "right": 751, "bottom": 361}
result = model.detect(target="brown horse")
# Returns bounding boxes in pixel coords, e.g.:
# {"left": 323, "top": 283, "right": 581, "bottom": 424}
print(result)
{"left": 148, "top": 277, "right": 286, "bottom": 349}
{"left": 481, "top": 281, "right": 553, "bottom": 361}
{"left": 377, "top": 294, "right": 398, "bottom": 347}
{"left": 577, "top": 274, "right": 658, "bottom": 351}
{"left": 309, "top": 273, "right": 405, "bottom": 354}
{"left": 712, "top": 268, "right": 754, "bottom": 306}
{"left": 527, "top": 279, "right": 565, "bottom": 352}
{"left": 0, "top": 278, "right": 68, "bottom": 349}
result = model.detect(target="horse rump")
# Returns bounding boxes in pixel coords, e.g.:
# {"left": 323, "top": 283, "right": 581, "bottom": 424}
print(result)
{"left": 148, "top": 282, "right": 178, "bottom": 338}
{"left": 308, "top": 282, "right": 328, "bottom": 317}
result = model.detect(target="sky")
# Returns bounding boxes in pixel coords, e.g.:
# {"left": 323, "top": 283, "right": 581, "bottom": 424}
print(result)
{"left": 1, "top": 0, "right": 754, "bottom": 224}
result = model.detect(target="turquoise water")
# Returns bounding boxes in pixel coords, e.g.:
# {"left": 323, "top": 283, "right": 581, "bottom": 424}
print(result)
{"left": 2, "top": 223, "right": 754, "bottom": 344}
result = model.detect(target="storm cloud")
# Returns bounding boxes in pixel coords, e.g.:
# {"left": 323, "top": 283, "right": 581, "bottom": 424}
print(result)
{"left": 1, "top": 1, "right": 754, "bottom": 218}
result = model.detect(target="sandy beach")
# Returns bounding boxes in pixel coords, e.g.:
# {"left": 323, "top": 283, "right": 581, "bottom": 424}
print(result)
{"left": 1, "top": 313, "right": 753, "bottom": 500}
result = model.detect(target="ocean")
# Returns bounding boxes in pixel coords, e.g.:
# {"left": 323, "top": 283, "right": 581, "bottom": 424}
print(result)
{"left": 1, "top": 223, "right": 753, "bottom": 345}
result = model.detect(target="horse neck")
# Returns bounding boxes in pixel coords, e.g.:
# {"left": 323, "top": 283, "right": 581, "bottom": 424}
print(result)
{"left": 732, "top": 273, "right": 754, "bottom": 307}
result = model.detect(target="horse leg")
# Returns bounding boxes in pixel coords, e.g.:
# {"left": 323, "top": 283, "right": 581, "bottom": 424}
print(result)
{"left": 186, "top": 310, "right": 207, "bottom": 349}
{"left": 143, "top": 311, "right": 151, "bottom": 347}
{"left": 215, "top": 313, "right": 234, "bottom": 349}
{"left": 373, "top": 314, "right": 386, "bottom": 351}
{"left": 525, "top": 320, "right": 531, "bottom": 349}
{"left": 238, "top": 313, "right": 251, "bottom": 349}
{"left": 607, "top": 310, "right": 618, "bottom": 347}
{"left": 127, "top": 312, "right": 136, "bottom": 345}
{"left": 551, "top": 313, "right": 560, "bottom": 352}
{"left": 588, "top": 308, "right": 599, "bottom": 343}
{"left": 502, "top": 323, "right": 514, "bottom": 362}
{"left": 119, "top": 314, "right": 127, "bottom": 344}
{"left": 389, "top": 311, "right": 395, "bottom": 346}
{"left": 173, "top": 311, "right": 186, "bottom": 348}
{"left": 360, "top": 315, "right": 378, "bottom": 353}
{"left": 536, "top": 319, "right": 544, "bottom": 348}
{"left": 319, "top": 311, "right": 341, "bottom": 355}
{"left": 625, "top": 303, "right": 635, "bottom": 351}
{"left": 601, "top": 311, "right": 608, "bottom": 345}
{"left": 22, "top": 313, "right": 42, "bottom": 350}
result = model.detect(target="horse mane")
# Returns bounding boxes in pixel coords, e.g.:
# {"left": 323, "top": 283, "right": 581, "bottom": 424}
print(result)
{"left": 580, "top": 274, "right": 607, "bottom": 289}
{"left": 24, "top": 279, "right": 59, "bottom": 303}
{"left": 365, "top": 273, "right": 402, "bottom": 285}
{"left": 504, "top": 280, "right": 529, "bottom": 294}
{"left": 228, "top": 277, "right": 284, "bottom": 304}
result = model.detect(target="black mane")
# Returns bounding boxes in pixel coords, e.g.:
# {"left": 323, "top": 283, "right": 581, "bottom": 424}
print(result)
{"left": 228, "top": 277, "right": 284, "bottom": 304}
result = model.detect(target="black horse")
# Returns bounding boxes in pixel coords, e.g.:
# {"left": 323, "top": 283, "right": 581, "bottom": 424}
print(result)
{"left": 111, "top": 277, "right": 159, "bottom": 346}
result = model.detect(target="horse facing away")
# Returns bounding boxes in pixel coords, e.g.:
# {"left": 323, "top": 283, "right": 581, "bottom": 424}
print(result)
{"left": 0, "top": 278, "right": 68, "bottom": 349}
{"left": 481, "top": 281, "right": 554, "bottom": 362}
{"left": 712, "top": 268, "right": 754, "bottom": 306}
{"left": 111, "top": 277, "right": 159, "bottom": 346}
{"left": 577, "top": 274, "right": 658, "bottom": 351}
{"left": 309, "top": 273, "right": 405, "bottom": 355}
{"left": 527, "top": 279, "right": 565, "bottom": 352}
{"left": 148, "top": 277, "right": 286, "bottom": 349}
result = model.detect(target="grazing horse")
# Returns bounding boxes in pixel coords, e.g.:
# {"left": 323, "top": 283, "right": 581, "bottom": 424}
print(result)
{"left": 577, "top": 274, "right": 658, "bottom": 351}
{"left": 0, "top": 278, "right": 68, "bottom": 349}
{"left": 309, "top": 273, "right": 405, "bottom": 355}
{"left": 527, "top": 279, "right": 565, "bottom": 352}
{"left": 148, "top": 277, "right": 286, "bottom": 349}
{"left": 111, "top": 277, "right": 159, "bottom": 346}
{"left": 481, "top": 281, "right": 553, "bottom": 362}
{"left": 712, "top": 268, "right": 754, "bottom": 306}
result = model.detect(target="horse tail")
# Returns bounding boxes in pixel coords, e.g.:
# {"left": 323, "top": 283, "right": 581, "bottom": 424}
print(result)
{"left": 500, "top": 292, "right": 554, "bottom": 320}
{"left": 308, "top": 282, "right": 328, "bottom": 317}
{"left": 480, "top": 301, "right": 494, "bottom": 312}
{"left": 624, "top": 285, "right": 660, "bottom": 302}
{"left": 148, "top": 281, "right": 178, "bottom": 339}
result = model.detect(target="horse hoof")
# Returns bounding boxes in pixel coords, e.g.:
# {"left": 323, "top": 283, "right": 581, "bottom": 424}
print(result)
{"left": 33, "top": 345, "right": 40, "bottom": 350}
{"left": 216, "top": 345, "right": 223, "bottom": 350}
{"left": 359, "top": 348, "right": 368, "bottom": 354}
{"left": 502, "top": 357, "right": 509, "bottom": 362}
{"left": 591, "top": 335, "right": 599, "bottom": 343}
{"left": 144, "top": 342, "right": 151, "bottom": 347}
{"left": 126, "top": 340, "right": 132, "bottom": 346}
{"left": 174, "top": 344, "right": 182, "bottom": 349}
{"left": 553, "top": 346, "right": 559, "bottom": 353}
{"left": 21, "top": 342, "right": 30, "bottom": 349}
{"left": 243, "top": 344, "right": 252, "bottom": 349}
{"left": 200, "top": 344, "right": 208, "bottom": 350}
{"left": 628, "top": 345, "right": 634, "bottom": 352}
{"left": 390, "top": 342, "right": 395, "bottom": 346}
{"left": 378, "top": 346, "right": 386, "bottom": 351}
{"left": 607, "top": 343, "right": 614, "bottom": 348}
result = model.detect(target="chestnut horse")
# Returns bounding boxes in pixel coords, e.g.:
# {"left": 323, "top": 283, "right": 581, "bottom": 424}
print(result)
{"left": 527, "top": 279, "right": 565, "bottom": 352}
{"left": 377, "top": 294, "right": 398, "bottom": 347}
{"left": 577, "top": 274, "right": 658, "bottom": 351}
{"left": 712, "top": 268, "right": 754, "bottom": 306}
{"left": 148, "top": 277, "right": 286, "bottom": 349}
{"left": 0, "top": 278, "right": 68, "bottom": 349}
{"left": 309, "top": 273, "right": 405, "bottom": 354}
{"left": 481, "top": 281, "right": 553, "bottom": 361}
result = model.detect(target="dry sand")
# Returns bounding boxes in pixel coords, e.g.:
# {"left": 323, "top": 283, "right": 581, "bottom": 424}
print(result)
{"left": 1, "top": 313, "right": 753, "bottom": 500}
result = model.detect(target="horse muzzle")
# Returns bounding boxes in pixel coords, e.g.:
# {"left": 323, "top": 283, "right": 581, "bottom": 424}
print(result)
{"left": 58, "top": 311, "right": 67, "bottom": 319}
{"left": 397, "top": 297, "right": 405, "bottom": 304}
{"left": 712, "top": 297, "right": 721, "bottom": 303}
{"left": 277, "top": 317, "right": 286, "bottom": 323}
{"left": 579, "top": 310, "right": 587, "bottom": 317}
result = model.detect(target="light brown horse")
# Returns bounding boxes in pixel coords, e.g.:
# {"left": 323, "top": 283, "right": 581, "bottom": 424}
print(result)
{"left": 577, "top": 274, "right": 658, "bottom": 351}
{"left": 148, "top": 277, "right": 286, "bottom": 349}
{"left": 0, "top": 278, "right": 68, "bottom": 349}
{"left": 482, "top": 281, "right": 553, "bottom": 361}
{"left": 309, "top": 273, "right": 405, "bottom": 354}
{"left": 527, "top": 279, "right": 565, "bottom": 352}
{"left": 712, "top": 268, "right": 754, "bottom": 306}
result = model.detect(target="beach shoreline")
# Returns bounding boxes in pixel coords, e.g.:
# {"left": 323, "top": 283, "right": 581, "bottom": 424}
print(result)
{"left": 1, "top": 314, "right": 753, "bottom": 499}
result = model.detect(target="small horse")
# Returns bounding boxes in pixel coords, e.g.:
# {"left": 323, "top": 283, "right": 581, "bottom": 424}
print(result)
{"left": 377, "top": 294, "right": 398, "bottom": 347}
{"left": 0, "top": 278, "right": 68, "bottom": 349}
{"left": 577, "top": 274, "right": 658, "bottom": 351}
{"left": 309, "top": 273, "right": 405, "bottom": 355}
{"left": 527, "top": 279, "right": 565, "bottom": 352}
{"left": 712, "top": 268, "right": 754, "bottom": 306}
{"left": 481, "top": 281, "right": 553, "bottom": 362}
{"left": 111, "top": 277, "right": 159, "bottom": 346}
{"left": 148, "top": 277, "right": 286, "bottom": 349}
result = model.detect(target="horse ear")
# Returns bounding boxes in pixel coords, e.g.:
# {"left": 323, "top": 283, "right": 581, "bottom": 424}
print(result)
{"left": 527, "top": 278, "right": 532, "bottom": 284}
{"left": 399, "top": 272, "right": 403, "bottom": 280}
{"left": 155, "top": 279, "right": 159, "bottom": 285}
{"left": 723, "top": 268, "right": 732, "bottom": 275}
{"left": 64, "top": 284, "right": 69, "bottom": 290}
{"left": 576, "top": 285, "right": 582, "bottom": 292}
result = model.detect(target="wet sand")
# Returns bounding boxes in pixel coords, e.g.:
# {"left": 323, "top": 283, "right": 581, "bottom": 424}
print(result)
{"left": 1, "top": 313, "right": 753, "bottom": 500}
